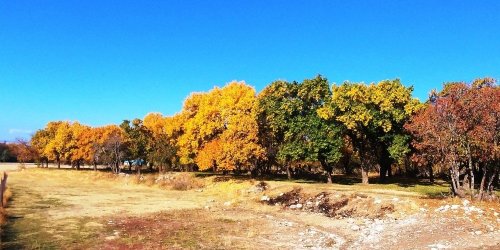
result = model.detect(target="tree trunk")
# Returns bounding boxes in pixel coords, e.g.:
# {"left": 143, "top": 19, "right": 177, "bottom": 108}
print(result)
{"left": 428, "top": 164, "right": 434, "bottom": 183}
{"left": 93, "top": 162, "right": 97, "bottom": 171}
{"left": 466, "top": 142, "right": 474, "bottom": 192}
{"left": 378, "top": 148, "right": 392, "bottom": 182}
{"left": 76, "top": 161, "right": 80, "bottom": 170}
{"left": 478, "top": 166, "right": 487, "bottom": 200}
{"left": 326, "top": 171, "right": 333, "bottom": 184}
{"left": 486, "top": 167, "right": 498, "bottom": 195}
{"left": 361, "top": 167, "right": 369, "bottom": 184}
{"left": 450, "top": 165, "right": 464, "bottom": 198}
{"left": 320, "top": 160, "right": 333, "bottom": 184}
{"left": 286, "top": 165, "right": 292, "bottom": 180}
{"left": 57, "top": 159, "right": 61, "bottom": 168}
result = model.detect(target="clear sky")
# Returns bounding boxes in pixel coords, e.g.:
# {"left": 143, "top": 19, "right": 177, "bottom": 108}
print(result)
{"left": 1, "top": 1, "right": 499, "bottom": 141}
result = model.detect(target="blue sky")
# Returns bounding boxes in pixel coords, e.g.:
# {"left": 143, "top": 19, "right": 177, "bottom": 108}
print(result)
{"left": 1, "top": 1, "right": 499, "bottom": 141}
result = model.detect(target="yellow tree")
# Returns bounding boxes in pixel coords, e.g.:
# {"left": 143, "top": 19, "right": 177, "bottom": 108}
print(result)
{"left": 41, "top": 121, "right": 68, "bottom": 168}
{"left": 319, "top": 79, "right": 421, "bottom": 184}
{"left": 97, "top": 125, "right": 126, "bottom": 173}
{"left": 178, "top": 82, "right": 265, "bottom": 172}
{"left": 144, "top": 112, "right": 180, "bottom": 172}
{"left": 71, "top": 125, "right": 99, "bottom": 170}
{"left": 31, "top": 123, "right": 59, "bottom": 167}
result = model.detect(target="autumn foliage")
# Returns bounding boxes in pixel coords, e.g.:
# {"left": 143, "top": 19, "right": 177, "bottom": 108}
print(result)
{"left": 24, "top": 76, "right": 499, "bottom": 198}
{"left": 405, "top": 78, "right": 499, "bottom": 198}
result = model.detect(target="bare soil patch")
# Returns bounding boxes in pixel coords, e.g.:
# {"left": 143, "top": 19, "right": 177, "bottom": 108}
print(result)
{"left": 1, "top": 169, "right": 499, "bottom": 249}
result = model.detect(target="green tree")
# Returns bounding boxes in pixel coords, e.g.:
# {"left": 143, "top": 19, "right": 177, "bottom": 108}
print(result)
{"left": 319, "top": 79, "right": 420, "bottom": 184}
{"left": 259, "top": 76, "right": 344, "bottom": 182}
{"left": 120, "top": 119, "right": 150, "bottom": 174}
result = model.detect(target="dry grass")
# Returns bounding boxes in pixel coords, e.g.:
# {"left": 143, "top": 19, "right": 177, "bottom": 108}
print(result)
{"left": 2, "top": 168, "right": 498, "bottom": 249}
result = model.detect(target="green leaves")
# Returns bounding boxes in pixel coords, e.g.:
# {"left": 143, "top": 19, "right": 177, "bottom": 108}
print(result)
{"left": 258, "top": 75, "right": 344, "bottom": 172}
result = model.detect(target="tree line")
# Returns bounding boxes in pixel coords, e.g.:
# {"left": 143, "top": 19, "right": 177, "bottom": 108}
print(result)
{"left": 24, "top": 76, "right": 499, "bottom": 199}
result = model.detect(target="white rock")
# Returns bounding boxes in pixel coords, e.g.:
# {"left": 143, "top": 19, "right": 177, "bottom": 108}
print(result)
{"left": 494, "top": 212, "right": 499, "bottom": 217}
{"left": 392, "top": 198, "right": 400, "bottom": 202}
{"left": 223, "top": 201, "right": 232, "bottom": 206}
{"left": 260, "top": 195, "right": 270, "bottom": 201}
{"left": 374, "top": 199, "right": 382, "bottom": 204}
{"left": 351, "top": 225, "right": 360, "bottom": 231}
{"left": 296, "top": 203, "right": 303, "bottom": 209}
{"left": 462, "top": 199, "right": 470, "bottom": 206}
{"left": 450, "top": 205, "right": 460, "bottom": 210}
{"left": 428, "top": 243, "right": 448, "bottom": 249}
{"left": 474, "top": 231, "right": 482, "bottom": 235}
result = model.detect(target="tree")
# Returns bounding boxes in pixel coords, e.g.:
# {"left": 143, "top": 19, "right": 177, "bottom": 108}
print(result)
{"left": 406, "top": 78, "right": 499, "bottom": 198}
{"left": 120, "top": 119, "right": 150, "bottom": 174}
{"left": 31, "top": 121, "right": 62, "bottom": 167}
{"left": 11, "top": 139, "right": 37, "bottom": 164}
{"left": 97, "top": 125, "right": 126, "bottom": 173}
{"left": 0, "top": 142, "right": 17, "bottom": 162}
{"left": 43, "top": 121, "right": 75, "bottom": 168}
{"left": 177, "top": 82, "right": 265, "bottom": 173}
{"left": 258, "top": 76, "right": 344, "bottom": 182}
{"left": 144, "top": 113, "right": 179, "bottom": 172}
{"left": 319, "top": 79, "right": 421, "bottom": 184}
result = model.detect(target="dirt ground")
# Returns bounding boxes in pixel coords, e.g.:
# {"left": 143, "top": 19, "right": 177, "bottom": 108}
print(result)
{"left": 1, "top": 167, "right": 499, "bottom": 249}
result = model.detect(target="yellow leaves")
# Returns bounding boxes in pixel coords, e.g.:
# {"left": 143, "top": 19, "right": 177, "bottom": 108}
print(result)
{"left": 327, "top": 80, "right": 420, "bottom": 134}
{"left": 143, "top": 112, "right": 165, "bottom": 136}
{"left": 177, "top": 81, "right": 264, "bottom": 170}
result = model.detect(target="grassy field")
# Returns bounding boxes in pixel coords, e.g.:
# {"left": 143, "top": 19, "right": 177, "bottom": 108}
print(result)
{"left": 0, "top": 167, "right": 498, "bottom": 249}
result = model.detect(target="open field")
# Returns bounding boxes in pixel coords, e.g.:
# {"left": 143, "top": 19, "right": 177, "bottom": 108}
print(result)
{"left": 0, "top": 167, "right": 499, "bottom": 249}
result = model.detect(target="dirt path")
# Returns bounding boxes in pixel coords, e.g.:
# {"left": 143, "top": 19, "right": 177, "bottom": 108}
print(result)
{"left": 1, "top": 169, "right": 499, "bottom": 249}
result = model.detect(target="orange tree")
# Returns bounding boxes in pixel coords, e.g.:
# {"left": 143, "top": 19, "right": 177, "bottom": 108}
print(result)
{"left": 405, "top": 78, "right": 499, "bottom": 198}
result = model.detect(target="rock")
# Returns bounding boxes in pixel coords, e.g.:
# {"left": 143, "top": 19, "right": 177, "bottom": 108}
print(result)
{"left": 450, "top": 205, "right": 460, "bottom": 210}
{"left": 351, "top": 225, "right": 360, "bottom": 231}
{"left": 435, "top": 205, "right": 451, "bottom": 212}
{"left": 260, "top": 195, "right": 270, "bottom": 201}
{"left": 223, "top": 201, "right": 232, "bottom": 206}
{"left": 462, "top": 199, "right": 470, "bottom": 206}
{"left": 474, "top": 230, "right": 482, "bottom": 235}
{"left": 374, "top": 199, "right": 382, "bottom": 204}
{"left": 392, "top": 198, "right": 400, "bottom": 202}
{"left": 296, "top": 203, "right": 303, "bottom": 209}
{"left": 494, "top": 212, "right": 499, "bottom": 217}
{"left": 428, "top": 243, "right": 448, "bottom": 249}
